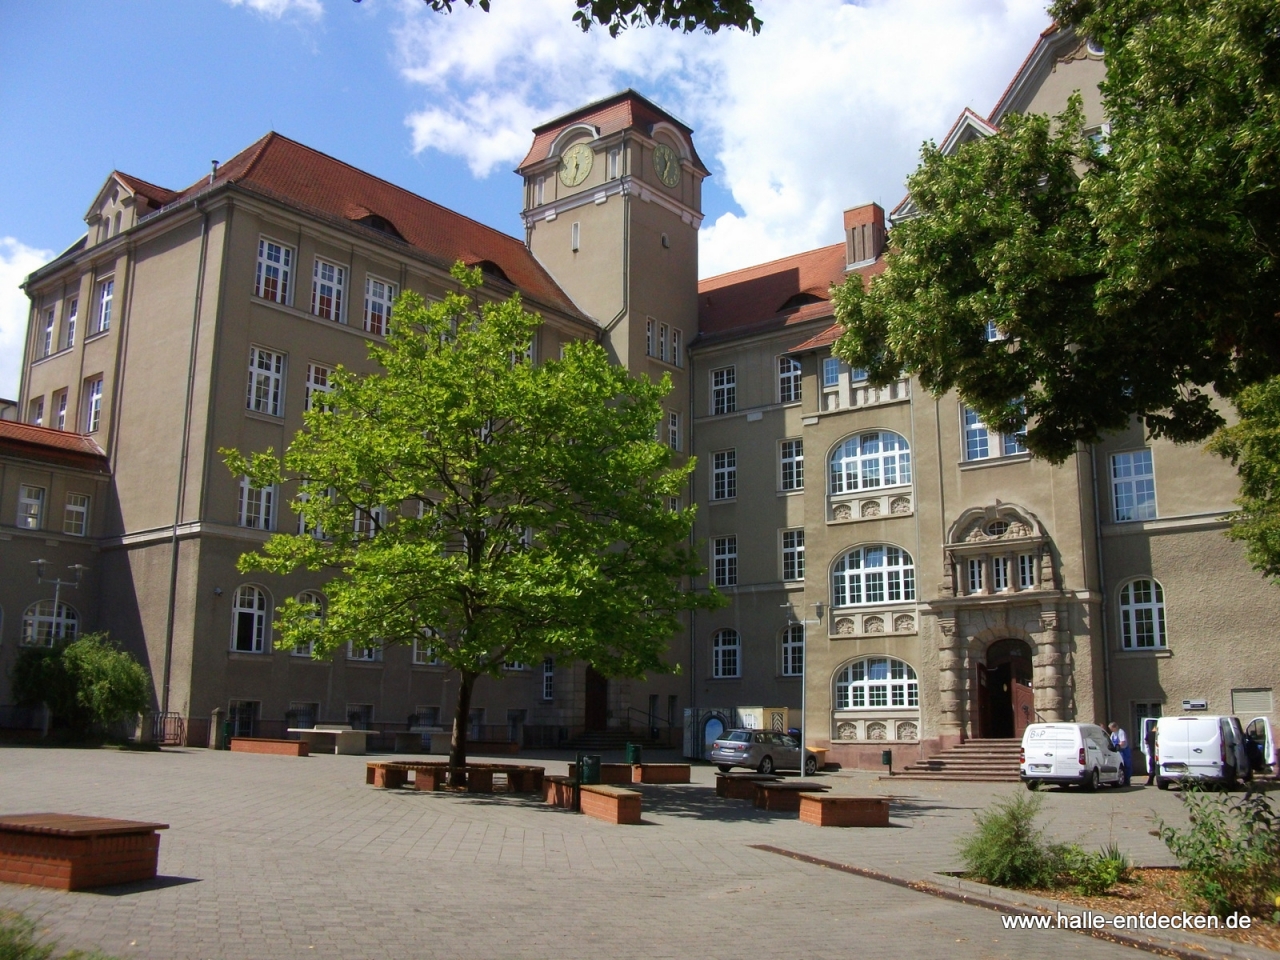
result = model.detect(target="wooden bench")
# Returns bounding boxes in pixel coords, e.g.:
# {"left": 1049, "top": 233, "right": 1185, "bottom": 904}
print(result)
{"left": 752, "top": 781, "right": 831, "bottom": 812}
{"left": 631, "top": 763, "right": 691, "bottom": 784}
{"left": 567, "top": 762, "right": 634, "bottom": 785}
{"left": 798, "top": 794, "right": 890, "bottom": 827}
{"left": 366, "top": 760, "right": 543, "bottom": 793}
{"left": 0, "top": 814, "right": 169, "bottom": 891}
{"left": 579, "top": 784, "right": 641, "bottom": 824}
{"left": 230, "top": 737, "right": 309, "bottom": 757}
{"left": 716, "top": 773, "right": 781, "bottom": 799}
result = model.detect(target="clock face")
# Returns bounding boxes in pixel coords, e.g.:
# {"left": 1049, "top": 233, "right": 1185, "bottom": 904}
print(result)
{"left": 558, "top": 143, "right": 593, "bottom": 187}
{"left": 653, "top": 143, "right": 681, "bottom": 188}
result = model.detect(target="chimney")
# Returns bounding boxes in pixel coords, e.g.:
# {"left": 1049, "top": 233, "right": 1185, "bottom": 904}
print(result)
{"left": 209, "top": 160, "right": 220, "bottom": 185}
{"left": 844, "top": 202, "right": 885, "bottom": 267}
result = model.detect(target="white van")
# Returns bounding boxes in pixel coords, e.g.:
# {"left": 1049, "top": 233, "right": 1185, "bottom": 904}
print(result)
{"left": 1020, "top": 723, "right": 1123, "bottom": 790}
{"left": 1154, "top": 715, "right": 1275, "bottom": 788}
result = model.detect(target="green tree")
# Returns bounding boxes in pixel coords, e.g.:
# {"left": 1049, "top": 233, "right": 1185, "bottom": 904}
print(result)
{"left": 368, "top": 0, "right": 762, "bottom": 35}
{"left": 226, "top": 264, "right": 718, "bottom": 781}
{"left": 1208, "top": 379, "right": 1280, "bottom": 579}
{"left": 12, "top": 634, "right": 152, "bottom": 738}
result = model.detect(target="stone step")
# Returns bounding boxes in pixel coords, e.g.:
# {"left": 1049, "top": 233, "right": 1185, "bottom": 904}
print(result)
{"left": 892, "top": 737, "right": 1022, "bottom": 782}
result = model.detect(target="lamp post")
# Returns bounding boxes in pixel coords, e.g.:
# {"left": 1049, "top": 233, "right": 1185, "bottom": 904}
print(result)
{"left": 31, "top": 560, "right": 87, "bottom": 643}
{"left": 781, "top": 600, "right": 825, "bottom": 769}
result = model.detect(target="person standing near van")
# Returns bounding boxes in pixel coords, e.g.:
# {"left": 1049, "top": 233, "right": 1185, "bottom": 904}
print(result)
{"left": 1109, "top": 722, "right": 1131, "bottom": 786}
{"left": 1144, "top": 722, "right": 1158, "bottom": 785}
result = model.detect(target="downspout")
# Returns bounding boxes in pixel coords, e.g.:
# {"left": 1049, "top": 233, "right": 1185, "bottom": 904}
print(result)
{"left": 601, "top": 193, "right": 631, "bottom": 336}
{"left": 160, "top": 203, "right": 211, "bottom": 716}
{"left": 688, "top": 333, "right": 696, "bottom": 717}
{"left": 1090, "top": 443, "right": 1113, "bottom": 723}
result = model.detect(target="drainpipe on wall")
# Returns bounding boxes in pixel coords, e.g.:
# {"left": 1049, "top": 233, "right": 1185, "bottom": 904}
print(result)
{"left": 1090, "top": 443, "right": 1113, "bottom": 723}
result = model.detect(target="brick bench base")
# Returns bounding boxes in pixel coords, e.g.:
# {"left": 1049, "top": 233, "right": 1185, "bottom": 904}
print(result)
{"left": 716, "top": 774, "right": 781, "bottom": 799}
{"left": 579, "top": 785, "right": 641, "bottom": 825}
{"left": 366, "top": 761, "right": 543, "bottom": 794}
{"left": 567, "top": 762, "right": 634, "bottom": 785}
{"left": 798, "top": 794, "right": 890, "bottom": 827}
{"left": 0, "top": 814, "right": 169, "bottom": 891}
{"left": 542, "top": 775, "right": 577, "bottom": 809}
{"left": 632, "top": 763, "right": 691, "bottom": 784}
{"left": 752, "top": 783, "right": 830, "bottom": 812}
{"left": 230, "top": 737, "right": 309, "bottom": 757}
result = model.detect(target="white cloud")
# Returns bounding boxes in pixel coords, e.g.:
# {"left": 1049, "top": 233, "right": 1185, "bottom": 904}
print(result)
{"left": 223, "top": 0, "right": 323, "bottom": 20}
{"left": 393, "top": 0, "right": 1052, "bottom": 276}
{"left": 0, "top": 238, "right": 52, "bottom": 401}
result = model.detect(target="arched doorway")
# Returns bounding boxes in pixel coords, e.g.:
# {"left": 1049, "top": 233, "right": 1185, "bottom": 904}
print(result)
{"left": 976, "top": 638, "right": 1034, "bottom": 739}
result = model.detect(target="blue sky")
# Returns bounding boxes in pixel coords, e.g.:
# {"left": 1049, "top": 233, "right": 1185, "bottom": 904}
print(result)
{"left": 0, "top": 0, "right": 1052, "bottom": 400}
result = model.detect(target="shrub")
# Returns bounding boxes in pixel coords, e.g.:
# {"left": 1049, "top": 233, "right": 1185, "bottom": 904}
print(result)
{"left": 0, "top": 910, "right": 118, "bottom": 959}
{"left": 958, "top": 793, "right": 1063, "bottom": 888}
{"left": 1060, "top": 845, "right": 1127, "bottom": 896}
{"left": 11, "top": 634, "right": 151, "bottom": 738}
{"left": 1159, "top": 784, "right": 1280, "bottom": 919}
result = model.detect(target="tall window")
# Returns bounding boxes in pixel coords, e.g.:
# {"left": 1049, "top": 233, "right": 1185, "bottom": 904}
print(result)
{"left": 780, "top": 439, "right": 804, "bottom": 491}
{"left": 713, "top": 535, "right": 737, "bottom": 587}
{"left": 354, "top": 504, "right": 387, "bottom": 538}
{"left": 232, "top": 585, "right": 268, "bottom": 653}
{"left": 42, "top": 308, "right": 55, "bottom": 356}
{"left": 781, "top": 529, "right": 805, "bottom": 581}
{"left": 1018, "top": 553, "right": 1037, "bottom": 589}
{"left": 63, "top": 493, "right": 90, "bottom": 536}
{"left": 85, "top": 377, "right": 103, "bottom": 432}
{"left": 822, "top": 357, "right": 842, "bottom": 387}
{"left": 1120, "top": 578, "right": 1166, "bottom": 649}
{"left": 542, "top": 657, "right": 555, "bottom": 700}
{"left": 646, "top": 318, "right": 653, "bottom": 357}
{"left": 967, "top": 558, "right": 985, "bottom": 594}
{"left": 781, "top": 624, "right": 804, "bottom": 677}
{"left": 64, "top": 298, "right": 77, "bottom": 348}
{"left": 296, "top": 486, "right": 331, "bottom": 539}
{"left": 18, "top": 485, "right": 44, "bottom": 530}
{"left": 247, "top": 347, "right": 285, "bottom": 417}
{"left": 28, "top": 398, "right": 42, "bottom": 427}
{"left": 311, "top": 259, "right": 345, "bottom": 322}
{"left": 712, "top": 628, "right": 740, "bottom": 678}
{"left": 54, "top": 390, "right": 67, "bottom": 431}
{"left": 778, "top": 356, "right": 802, "bottom": 403}
{"left": 364, "top": 276, "right": 396, "bottom": 335}
{"left": 835, "top": 657, "right": 918, "bottom": 709}
{"left": 832, "top": 545, "right": 915, "bottom": 607}
{"left": 829, "top": 431, "right": 911, "bottom": 493}
{"left": 95, "top": 278, "right": 114, "bottom": 333}
{"left": 962, "top": 406, "right": 1026, "bottom": 460}
{"left": 570, "top": 221, "right": 580, "bottom": 251}
{"left": 607, "top": 147, "right": 620, "bottom": 179}
{"left": 21, "top": 600, "right": 78, "bottom": 647}
{"left": 667, "top": 411, "right": 681, "bottom": 451}
{"left": 292, "top": 591, "right": 323, "bottom": 657}
{"left": 348, "top": 640, "right": 381, "bottom": 662}
{"left": 711, "top": 366, "right": 736, "bottom": 415}
{"left": 992, "top": 555, "right": 1010, "bottom": 591}
{"left": 534, "top": 176, "right": 545, "bottom": 205}
{"left": 413, "top": 632, "right": 440, "bottom": 665}
{"left": 255, "top": 239, "right": 292, "bottom": 303}
{"left": 712, "top": 449, "right": 736, "bottom": 500}
{"left": 659, "top": 323, "right": 669, "bottom": 362}
{"left": 670, "top": 328, "right": 683, "bottom": 367}
{"left": 1112, "top": 450, "right": 1156, "bottom": 522}
{"left": 305, "top": 363, "right": 333, "bottom": 412}
{"left": 238, "top": 478, "right": 275, "bottom": 530}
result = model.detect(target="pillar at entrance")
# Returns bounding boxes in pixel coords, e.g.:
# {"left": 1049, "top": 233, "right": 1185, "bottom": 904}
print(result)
{"left": 937, "top": 619, "right": 966, "bottom": 738}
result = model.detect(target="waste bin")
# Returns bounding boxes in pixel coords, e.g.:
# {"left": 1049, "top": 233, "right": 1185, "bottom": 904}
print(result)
{"left": 579, "top": 754, "right": 602, "bottom": 785}
{"left": 625, "top": 742, "right": 643, "bottom": 765}
{"left": 881, "top": 748, "right": 893, "bottom": 773}
{"left": 223, "top": 720, "right": 234, "bottom": 750}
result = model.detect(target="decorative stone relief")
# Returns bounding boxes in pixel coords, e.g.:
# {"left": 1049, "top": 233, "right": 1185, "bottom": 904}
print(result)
{"left": 833, "top": 503, "right": 853, "bottom": 521}
{"left": 866, "top": 721, "right": 887, "bottom": 741}
{"left": 836, "top": 722, "right": 858, "bottom": 740}
{"left": 861, "top": 500, "right": 881, "bottom": 518}
{"left": 863, "top": 615, "right": 885, "bottom": 634}
{"left": 834, "top": 618, "right": 857, "bottom": 636}
{"left": 890, "top": 496, "right": 911, "bottom": 515}
{"left": 965, "top": 526, "right": 988, "bottom": 542}
{"left": 1008, "top": 521, "right": 1032, "bottom": 538}
{"left": 896, "top": 721, "right": 918, "bottom": 741}
{"left": 893, "top": 614, "right": 914, "bottom": 633}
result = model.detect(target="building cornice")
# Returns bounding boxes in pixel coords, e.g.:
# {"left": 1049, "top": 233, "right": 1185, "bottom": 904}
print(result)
{"left": 522, "top": 175, "right": 703, "bottom": 229}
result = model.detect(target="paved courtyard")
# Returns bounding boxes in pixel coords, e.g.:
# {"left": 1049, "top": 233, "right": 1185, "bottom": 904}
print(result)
{"left": 0, "top": 746, "right": 1211, "bottom": 960}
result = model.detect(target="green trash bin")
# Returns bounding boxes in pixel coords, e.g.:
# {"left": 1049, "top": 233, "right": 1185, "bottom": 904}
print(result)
{"left": 579, "top": 754, "right": 602, "bottom": 785}
{"left": 625, "top": 742, "right": 643, "bottom": 765}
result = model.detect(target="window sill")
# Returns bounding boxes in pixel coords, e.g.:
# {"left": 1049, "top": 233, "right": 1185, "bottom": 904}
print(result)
{"left": 958, "top": 451, "right": 1032, "bottom": 471}
{"left": 84, "top": 331, "right": 110, "bottom": 344}
{"left": 244, "top": 410, "right": 285, "bottom": 426}
{"left": 709, "top": 497, "right": 737, "bottom": 506}
{"left": 777, "top": 488, "right": 805, "bottom": 497}
{"left": 346, "top": 659, "right": 384, "bottom": 667}
{"left": 31, "top": 347, "right": 76, "bottom": 366}
{"left": 706, "top": 676, "right": 742, "bottom": 682}
{"left": 253, "top": 297, "right": 381, "bottom": 342}
{"left": 228, "top": 651, "right": 272, "bottom": 660}
{"left": 1116, "top": 648, "right": 1172, "bottom": 658}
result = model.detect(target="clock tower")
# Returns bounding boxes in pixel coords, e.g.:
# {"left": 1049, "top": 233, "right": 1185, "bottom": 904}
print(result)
{"left": 518, "top": 90, "right": 707, "bottom": 376}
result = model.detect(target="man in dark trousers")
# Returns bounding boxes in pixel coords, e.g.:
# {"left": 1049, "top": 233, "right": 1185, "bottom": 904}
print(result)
{"left": 1144, "top": 722, "right": 1158, "bottom": 785}
{"left": 1109, "top": 722, "right": 1131, "bottom": 787}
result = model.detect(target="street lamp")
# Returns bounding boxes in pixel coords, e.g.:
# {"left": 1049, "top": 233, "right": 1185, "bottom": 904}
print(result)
{"left": 31, "top": 560, "right": 87, "bottom": 643}
{"left": 781, "top": 601, "right": 825, "bottom": 766}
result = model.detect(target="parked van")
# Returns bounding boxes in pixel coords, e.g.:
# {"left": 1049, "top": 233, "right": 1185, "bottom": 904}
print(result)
{"left": 1020, "top": 723, "right": 1123, "bottom": 790}
{"left": 1154, "top": 715, "right": 1275, "bottom": 789}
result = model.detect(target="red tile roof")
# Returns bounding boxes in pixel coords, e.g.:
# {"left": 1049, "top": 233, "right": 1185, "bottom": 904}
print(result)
{"left": 518, "top": 89, "right": 708, "bottom": 173}
{"left": 114, "top": 172, "right": 179, "bottom": 210}
{"left": 0, "top": 422, "right": 109, "bottom": 473}
{"left": 789, "top": 324, "right": 843, "bottom": 352}
{"left": 131, "top": 134, "right": 587, "bottom": 321}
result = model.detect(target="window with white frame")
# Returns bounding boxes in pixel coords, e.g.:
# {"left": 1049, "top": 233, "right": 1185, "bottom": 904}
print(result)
{"left": 348, "top": 640, "right": 381, "bottom": 661}
{"left": 607, "top": 147, "right": 620, "bottom": 179}
{"left": 542, "top": 657, "right": 555, "bottom": 700}
{"left": 667, "top": 410, "right": 681, "bottom": 451}
{"left": 354, "top": 504, "right": 388, "bottom": 538}
{"left": 305, "top": 363, "right": 333, "bottom": 412}
{"left": 659, "top": 323, "right": 669, "bottom": 362}
{"left": 534, "top": 176, "right": 545, "bottom": 205}
{"left": 829, "top": 431, "right": 911, "bottom": 493}
{"left": 962, "top": 405, "right": 1025, "bottom": 460}
{"left": 781, "top": 624, "right": 804, "bottom": 676}
{"left": 571, "top": 221, "right": 580, "bottom": 251}
{"left": 85, "top": 377, "right": 103, "bottom": 433}
{"left": 711, "top": 366, "right": 736, "bottom": 415}
{"left": 292, "top": 591, "right": 323, "bottom": 657}
{"left": 778, "top": 356, "right": 802, "bottom": 404}
{"left": 21, "top": 600, "right": 78, "bottom": 647}
{"left": 17, "top": 485, "right": 44, "bottom": 530}
{"left": 835, "top": 657, "right": 918, "bottom": 709}
{"left": 311, "top": 259, "right": 345, "bottom": 322}
{"left": 413, "top": 632, "right": 440, "bottom": 665}
{"left": 247, "top": 346, "right": 285, "bottom": 417}
{"left": 712, "top": 449, "right": 736, "bottom": 500}
{"left": 1018, "top": 553, "right": 1037, "bottom": 589}
{"left": 94, "top": 278, "right": 114, "bottom": 334}
{"left": 670, "top": 327, "right": 683, "bottom": 367}
{"left": 667, "top": 495, "right": 682, "bottom": 512}
{"left": 967, "top": 557, "right": 984, "bottom": 594}
{"left": 822, "top": 356, "right": 842, "bottom": 388}
{"left": 237, "top": 478, "right": 275, "bottom": 530}
{"left": 713, "top": 535, "right": 737, "bottom": 587}
{"left": 28, "top": 398, "right": 42, "bottom": 427}
{"left": 41, "top": 307, "right": 55, "bottom": 356}
{"left": 255, "top": 239, "right": 292, "bottom": 303}
{"left": 64, "top": 298, "right": 77, "bottom": 348}
{"left": 364, "top": 276, "right": 396, "bottom": 335}
{"left": 296, "top": 486, "right": 331, "bottom": 539}
{"left": 503, "top": 660, "right": 528, "bottom": 671}
{"left": 712, "top": 628, "right": 740, "bottom": 678}
{"left": 1120, "top": 578, "right": 1166, "bottom": 649}
{"left": 63, "top": 493, "right": 89, "bottom": 537}
{"left": 984, "top": 320, "right": 1004, "bottom": 341}
{"left": 780, "top": 439, "right": 804, "bottom": 491}
{"left": 1112, "top": 450, "right": 1156, "bottom": 522}
{"left": 832, "top": 545, "right": 915, "bottom": 607}
{"left": 54, "top": 391, "right": 67, "bottom": 431}
{"left": 232, "top": 585, "right": 268, "bottom": 653}
{"left": 992, "top": 555, "right": 1010, "bottom": 591}
{"left": 781, "top": 529, "right": 805, "bottom": 581}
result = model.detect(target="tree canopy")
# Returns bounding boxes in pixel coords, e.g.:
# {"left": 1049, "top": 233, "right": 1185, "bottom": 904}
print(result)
{"left": 226, "top": 264, "right": 718, "bottom": 775}
{"left": 13, "top": 633, "right": 152, "bottom": 738}
{"left": 362, "top": 0, "right": 762, "bottom": 36}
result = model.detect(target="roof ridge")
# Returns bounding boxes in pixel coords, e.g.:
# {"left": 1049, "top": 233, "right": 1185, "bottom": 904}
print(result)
{"left": 700, "top": 241, "right": 845, "bottom": 286}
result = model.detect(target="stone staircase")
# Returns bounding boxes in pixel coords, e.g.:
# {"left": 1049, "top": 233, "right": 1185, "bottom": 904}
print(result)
{"left": 567, "top": 729, "right": 664, "bottom": 752}
{"left": 890, "top": 738, "right": 1022, "bottom": 782}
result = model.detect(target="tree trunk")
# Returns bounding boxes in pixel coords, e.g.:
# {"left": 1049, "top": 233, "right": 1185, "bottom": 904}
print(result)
{"left": 449, "top": 670, "right": 477, "bottom": 787}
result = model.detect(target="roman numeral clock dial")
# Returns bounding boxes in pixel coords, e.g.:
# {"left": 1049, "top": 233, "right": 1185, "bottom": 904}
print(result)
{"left": 558, "top": 143, "right": 593, "bottom": 187}
{"left": 652, "top": 143, "right": 681, "bottom": 188}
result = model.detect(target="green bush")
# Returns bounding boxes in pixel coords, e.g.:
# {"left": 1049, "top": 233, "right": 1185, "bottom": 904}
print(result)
{"left": 0, "top": 910, "right": 118, "bottom": 960}
{"left": 1060, "top": 844, "right": 1128, "bottom": 896}
{"left": 11, "top": 633, "right": 151, "bottom": 738}
{"left": 1158, "top": 784, "right": 1280, "bottom": 919}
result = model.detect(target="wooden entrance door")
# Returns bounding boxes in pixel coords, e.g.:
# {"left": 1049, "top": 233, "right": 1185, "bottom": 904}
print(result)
{"left": 1012, "top": 679, "right": 1035, "bottom": 738}
{"left": 584, "top": 667, "right": 608, "bottom": 731}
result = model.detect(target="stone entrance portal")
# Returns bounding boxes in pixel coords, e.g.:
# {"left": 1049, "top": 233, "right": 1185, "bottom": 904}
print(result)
{"left": 976, "top": 638, "right": 1034, "bottom": 739}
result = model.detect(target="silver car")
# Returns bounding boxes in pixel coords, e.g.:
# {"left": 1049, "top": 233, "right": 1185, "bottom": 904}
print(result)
{"left": 709, "top": 729, "right": 819, "bottom": 775}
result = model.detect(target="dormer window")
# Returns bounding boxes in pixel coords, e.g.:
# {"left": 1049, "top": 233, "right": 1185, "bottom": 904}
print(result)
{"left": 354, "top": 213, "right": 405, "bottom": 242}
{"left": 779, "top": 292, "right": 824, "bottom": 313}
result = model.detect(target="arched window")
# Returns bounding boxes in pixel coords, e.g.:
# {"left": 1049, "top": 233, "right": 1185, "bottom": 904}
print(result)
{"left": 232, "top": 585, "right": 269, "bottom": 653}
{"left": 835, "top": 657, "right": 918, "bottom": 709}
{"left": 292, "top": 591, "right": 323, "bottom": 657}
{"left": 21, "top": 600, "right": 78, "bottom": 647}
{"left": 1119, "top": 579, "right": 1166, "bottom": 649}
{"left": 832, "top": 545, "right": 915, "bottom": 607}
{"left": 712, "top": 628, "right": 740, "bottom": 678}
{"left": 830, "top": 431, "right": 911, "bottom": 494}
